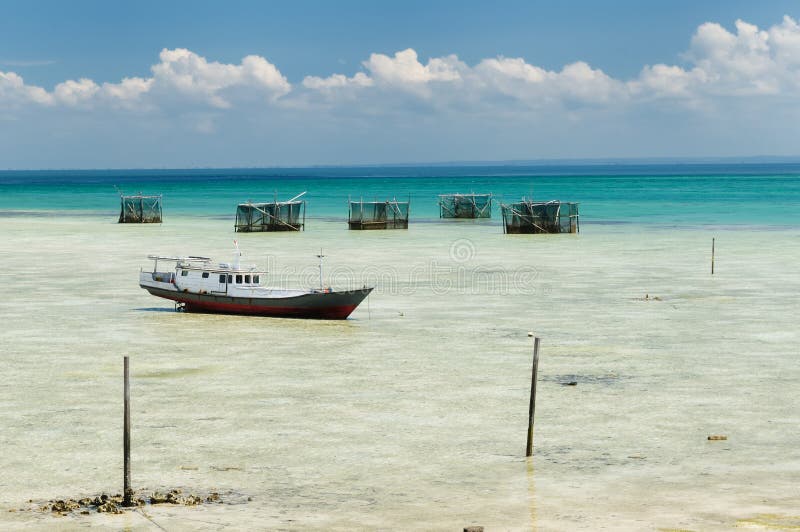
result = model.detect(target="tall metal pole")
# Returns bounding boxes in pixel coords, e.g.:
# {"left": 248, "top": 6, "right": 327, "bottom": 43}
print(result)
{"left": 526, "top": 337, "right": 541, "bottom": 457}
{"left": 316, "top": 249, "right": 325, "bottom": 290}
{"left": 123, "top": 356, "right": 132, "bottom": 506}
{"left": 711, "top": 238, "right": 715, "bottom": 275}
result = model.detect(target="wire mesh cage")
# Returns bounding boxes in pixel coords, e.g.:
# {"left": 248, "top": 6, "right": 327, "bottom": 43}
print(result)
{"left": 118, "top": 194, "right": 162, "bottom": 223}
{"left": 348, "top": 198, "right": 410, "bottom": 230}
{"left": 500, "top": 200, "right": 579, "bottom": 234}
{"left": 235, "top": 200, "right": 306, "bottom": 232}
{"left": 438, "top": 193, "right": 493, "bottom": 218}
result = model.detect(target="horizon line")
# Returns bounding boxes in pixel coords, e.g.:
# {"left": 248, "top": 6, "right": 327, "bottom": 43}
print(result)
{"left": 3, "top": 155, "right": 800, "bottom": 172}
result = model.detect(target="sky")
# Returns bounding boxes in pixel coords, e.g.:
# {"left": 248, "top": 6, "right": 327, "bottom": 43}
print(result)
{"left": 1, "top": 0, "right": 800, "bottom": 169}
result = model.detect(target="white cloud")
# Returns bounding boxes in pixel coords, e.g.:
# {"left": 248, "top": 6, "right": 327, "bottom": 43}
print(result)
{"left": 2, "top": 16, "right": 800, "bottom": 115}
{"left": 362, "top": 48, "right": 465, "bottom": 88}
{"left": 475, "top": 57, "right": 549, "bottom": 84}
{"left": 53, "top": 78, "right": 100, "bottom": 106}
{"left": 150, "top": 48, "right": 290, "bottom": 108}
{"left": 302, "top": 72, "right": 373, "bottom": 90}
{"left": 0, "top": 71, "right": 53, "bottom": 106}
{"left": 629, "top": 64, "right": 702, "bottom": 98}
{"left": 636, "top": 15, "right": 800, "bottom": 99}
{"left": 689, "top": 19, "right": 777, "bottom": 94}
{"left": 769, "top": 15, "right": 800, "bottom": 66}
{"left": 473, "top": 58, "right": 625, "bottom": 106}
{"left": 0, "top": 48, "right": 292, "bottom": 111}
{"left": 101, "top": 76, "right": 154, "bottom": 104}
{"left": 557, "top": 62, "right": 625, "bottom": 103}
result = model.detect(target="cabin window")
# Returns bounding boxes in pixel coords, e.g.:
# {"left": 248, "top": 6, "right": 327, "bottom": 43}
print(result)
{"left": 181, "top": 270, "right": 189, "bottom": 277}
{"left": 202, "top": 272, "right": 209, "bottom": 278}
{"left": 227, "top": 275, "right": 233, "bottom": 283}
{"left": 219, "top": 274, "right": 226, "bottom": 283}
{"left": 254, "top": 275, "right": 260, "bottom": 284}
{"left": 236, "top": 274, "right": 243, "bottom": 284}
{"left": 245, "top": 275, "right": 251, "bottom": 284}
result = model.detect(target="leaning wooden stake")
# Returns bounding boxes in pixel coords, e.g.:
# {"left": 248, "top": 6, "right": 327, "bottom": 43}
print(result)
{"left": 526, "top": 337, "right": 541, "bottom": 457}
{"left": 711, "top": 237, "right": 715, "bottom": 275}
{"left": 123, "top": 356, "right": 133, "bottom": 507}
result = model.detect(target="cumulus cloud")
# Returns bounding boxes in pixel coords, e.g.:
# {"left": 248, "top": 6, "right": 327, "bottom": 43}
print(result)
{"left": 629, "top": 64, "right": 704, "bottom": 98}
{"left": 302, "top": 72, "right": 373, "bottom": 91}
{"left": 473, "top": 58, "right": 624, "bottom": 106}
{"left": 303, "top": 16, "right": 800, "bottom": 107}
{"left": 151, "top": 48, "right": 290, "bottom": 107}
{"left": 2, "top": 48, "right": 291, "bottom": 111}
{"left": 475, "top": 57, "right": 549, "bottom": 84}
{"left": 53, "top": 78, "right": 100, "bottom": 106}
{"left": 769, "top": 15, "right": 800, "bottom": 66}
{"left": 100, "top": 77, "right": 154, "bottom": 106}
{"left": 636, "top": 16, "right": 800, "bottom": 98}
{"left": 690, "top": 19, "right": 777, "bottom": 94}
{"left": 363, "top": 48, "right": 465, "bottom": 87}
{"left": 0, "top": 71, "right": 53, "bottom": 106}
{"left": 2, "top": 16, "right": 800, "bottom": 115}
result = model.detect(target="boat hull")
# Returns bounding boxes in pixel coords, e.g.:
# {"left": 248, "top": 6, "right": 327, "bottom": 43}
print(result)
{"left": 142, "top": 286, "right": 372, "bottom": 319}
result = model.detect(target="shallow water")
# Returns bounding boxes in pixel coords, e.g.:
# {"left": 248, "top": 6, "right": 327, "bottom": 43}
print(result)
{"left": 3, "top": 165, "right": 800, "bottom": 226}
{"left": 0, "top": 214, "right": 799, "bottom": 530}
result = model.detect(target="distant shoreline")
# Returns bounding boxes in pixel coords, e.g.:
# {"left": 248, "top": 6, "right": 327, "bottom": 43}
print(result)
{"left": 3, "top": 156, "right": 800, "bottom": 173}
{"left": 3, "top": 162, "right": 800, "bottom": 178}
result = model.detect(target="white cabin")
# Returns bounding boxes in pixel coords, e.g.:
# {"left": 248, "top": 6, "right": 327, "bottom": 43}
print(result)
{"left": 139, "top": 254, "right": 316, "bottom": 298}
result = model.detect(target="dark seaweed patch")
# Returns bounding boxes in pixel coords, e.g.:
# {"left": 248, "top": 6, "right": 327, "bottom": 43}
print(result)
{"left": 541, "top": 373, "right": 628, "bottom": 386}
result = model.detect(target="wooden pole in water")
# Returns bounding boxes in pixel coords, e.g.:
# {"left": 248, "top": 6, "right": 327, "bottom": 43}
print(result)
{"left": 711, "top": 237, "right": 715, "bottom": 275}
{"left": 526, "top": 337, "right": 541, "bottom": 457}
{"left": 123, "top": 356, "right": 132, "bottom": 507}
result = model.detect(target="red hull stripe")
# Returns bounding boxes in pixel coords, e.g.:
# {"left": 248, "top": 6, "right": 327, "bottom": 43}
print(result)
{"left": 144, "top": 287, "right": 369, "bottom": 320}
{"left": 185, "top": 299, "right": 358, "bottom": 319}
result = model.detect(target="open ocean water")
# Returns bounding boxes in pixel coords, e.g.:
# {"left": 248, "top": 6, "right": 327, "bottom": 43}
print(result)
{"left": 0, "top": 164, "right": 799, "bottom": 530}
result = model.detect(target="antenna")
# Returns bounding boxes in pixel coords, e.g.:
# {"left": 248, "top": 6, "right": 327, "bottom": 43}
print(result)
{"left": 233, "top": 240, "right": 241, "bottom": 270}
{"left": 316, "top": 248, "right": 326, "bottom": 290}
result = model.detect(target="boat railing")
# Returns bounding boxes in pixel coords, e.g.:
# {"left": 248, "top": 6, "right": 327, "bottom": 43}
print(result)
{"left": 147, "top": 255, "right": 212, "bottom": 263}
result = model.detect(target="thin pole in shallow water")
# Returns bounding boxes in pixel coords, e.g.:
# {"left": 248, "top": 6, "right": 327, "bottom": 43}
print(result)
{"left": 526, "top": 337, "right": 540, "bottom": 457}
{"left": 316, "top": 249, "right": 325, "bottom": 290}
{"left": 123, "top": 356, "right": 133, "bottom": 507}
{"left": 711, "top": 238, "right": 715, "bottom": 275}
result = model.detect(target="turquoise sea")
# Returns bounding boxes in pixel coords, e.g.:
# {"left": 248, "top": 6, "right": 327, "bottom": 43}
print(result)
{"left": 1, "top": 163, "right": 799, "bottom": 530}
{"left": 2, "top": 163, "right": 800, "bottom": 226}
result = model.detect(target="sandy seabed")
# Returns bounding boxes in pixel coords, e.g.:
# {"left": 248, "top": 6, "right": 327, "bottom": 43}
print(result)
{"left": 0, "top": 215, "right": 798, "bottom": 531}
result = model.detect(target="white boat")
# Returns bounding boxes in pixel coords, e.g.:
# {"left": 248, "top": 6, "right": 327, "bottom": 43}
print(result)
{"left": 139, "top": 245, "right": 372, "bottom": 319}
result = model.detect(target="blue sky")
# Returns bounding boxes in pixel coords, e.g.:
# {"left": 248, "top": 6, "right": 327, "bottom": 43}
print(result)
{"left": 1, "top": 1, "right": 799, "bottom": 168}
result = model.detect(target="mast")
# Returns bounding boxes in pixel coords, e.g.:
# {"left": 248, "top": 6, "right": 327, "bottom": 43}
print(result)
{"left": 233, "top": 240, "right": 241, "bottom": 270}
{"left": 316, "top": 248, "right": 326, "bottom": 290}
